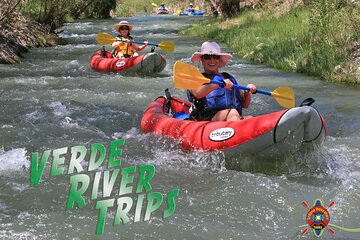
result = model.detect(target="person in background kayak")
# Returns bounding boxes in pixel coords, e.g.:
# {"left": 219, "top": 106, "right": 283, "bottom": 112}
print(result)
{"left": 112, "top": 20, "right": 148, "bottom": 58}
{"left": 158, "top": 3, "right": 169, "bottom": 11}
{"left": 187, "top": 3, "right": 195, "bottom": 13}
{"left": 187, "top": 41, "right": 257, "bottom": 121}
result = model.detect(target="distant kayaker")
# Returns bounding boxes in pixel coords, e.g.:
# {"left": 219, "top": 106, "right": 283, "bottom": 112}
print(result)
{"left": 158, "top": 3, "right": 169, "bottom": 11}
{"left": 112, "top": 20, "right": 148, "bottom": 58}
{"left": 187, "top": 41, "right": 257, "bottom": 121}
{"left": 187, "top": 3, "right": 195, "bottom": 13}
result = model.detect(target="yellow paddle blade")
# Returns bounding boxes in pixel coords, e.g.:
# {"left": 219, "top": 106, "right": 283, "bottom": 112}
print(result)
{"left": 271, "top": 87, "right": 295, "bottom": 108}
{"left": 173, "top": 61, "right": 210, "bottom": 89}
{"left": 194, "top": 6, "right": 200, "bottom": 11}
{"left": 151, "top": 2, "right": 158, "bottom": 7}
{"left": 96, "top": 33, "right": 116, "bottom": 45}
{"left": 158, "top": 41, "right": 175, "bottom": 53}
{"left": 175, "top": 9, "right": 182, "bottom": 14}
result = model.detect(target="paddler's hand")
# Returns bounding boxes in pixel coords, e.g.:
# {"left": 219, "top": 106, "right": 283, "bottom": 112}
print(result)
{"left": 246, "top": 84, "right": 257, "bottom": 94}
{"left": 210, "top": 74, "right": 226, "bottom": 88}
{"left": 112, "top": 41, "right": 120, "bottom": 48}
{"left": 223, "top": 79, "right": 234, "bottom": 90}
{"left": 143, "top": 41, "right": 149, "bottom": 46}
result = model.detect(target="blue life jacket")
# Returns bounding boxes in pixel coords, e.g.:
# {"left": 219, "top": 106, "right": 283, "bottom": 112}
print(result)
{"left": 187, "top": 72, "right": 243, "bottom": 116}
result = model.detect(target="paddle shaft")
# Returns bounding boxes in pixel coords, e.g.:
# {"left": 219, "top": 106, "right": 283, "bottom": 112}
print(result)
{"left": 97, "top": 33, "right": 174, "bottom": 52}
{"left": 116, "top": 38, "right": 157, "bottom": 46}
{"left": 234, "top": 85, "right": 270, "bottom": 96}
{"left": 210, "top": 79, "right": 271, "bottom": 96}
{"left": 232, "top": 84, "right": 293, "bottom": 100}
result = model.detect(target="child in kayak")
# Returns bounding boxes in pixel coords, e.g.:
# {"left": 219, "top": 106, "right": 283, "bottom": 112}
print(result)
{"left": 112, "top": 20, "right": 148, "bottom": 58}
{"left": 187, "top": 41, "right": 257, "bottom": 121}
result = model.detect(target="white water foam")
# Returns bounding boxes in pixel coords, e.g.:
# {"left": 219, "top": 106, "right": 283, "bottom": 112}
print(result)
{"left": 1, "top": 124, "right": 14, "bottom": 128}
{"left": 24, "top": 109, "right": 46, "bottom": 122}
{"left": 62, "top": 33, "right": 96, "bottom": 38}
{"left": 60, "top": 117, "right": 79, "bottom": 128}
{"left": 0, "top": 148, "right": 29, "bottom": 172}
{"left": 112, "top": 127, "right": 226, "bottom": 172}
{"left": 14, "top": 76, "right": 54, "bottom": 85}
{"left": 48, "top": 102, "right": 71, "bottom": 117}
{"left": 55, "top": 44, "right": 96, "bottom": 49}
{"left": 126, "top": 91, "right": 147, "bottom": 99}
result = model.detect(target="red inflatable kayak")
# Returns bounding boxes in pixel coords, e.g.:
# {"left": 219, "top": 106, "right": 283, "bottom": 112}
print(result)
{"left": 89, "top": 50, "right": 166, "bottom": 74}
{"left": 156, "top": 9, "right": 169, "bottom": 14}
{"left": 141, "top": 95, "right": 327, "bottom": 157}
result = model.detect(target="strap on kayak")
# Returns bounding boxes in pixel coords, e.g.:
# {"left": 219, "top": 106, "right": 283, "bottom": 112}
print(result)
{"left": 102, "top": 46, "right": 107, "bottom": 58}
{"left": 165, "top": 88, "right": 172, "bottom": 114}
{"left": 164, "top": 89, "right": 190, "bottom": 120}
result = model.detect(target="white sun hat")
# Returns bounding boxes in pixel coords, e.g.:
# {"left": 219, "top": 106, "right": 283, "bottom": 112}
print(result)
{"left": 114, "top": 20, "right": 133, "bottom": 32}
{"left": 190, "top": 41, "right": 232, "bottom": 67}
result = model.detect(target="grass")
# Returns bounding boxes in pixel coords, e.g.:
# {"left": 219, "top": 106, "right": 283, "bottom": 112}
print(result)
{"left": 114, "top": 0, "right": 173, "bottom": 17}
{"left": 180, "top": 1, "right": 360, "bottom": 84}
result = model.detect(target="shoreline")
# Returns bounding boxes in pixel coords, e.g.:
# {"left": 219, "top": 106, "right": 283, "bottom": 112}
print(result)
{"left": 0, "top": 12, "right": 63, "bottom": 64}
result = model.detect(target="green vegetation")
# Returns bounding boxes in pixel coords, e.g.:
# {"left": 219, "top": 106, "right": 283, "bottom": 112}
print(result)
{"left": 114, "top": 0, "right": 173, "bottom": 17}
{"left": 19, "top": 0, "right": 116, "bottom": 31}
{"left": 180, "top": 0, "right": 360, "bottom": 84}
{"left": 115, "top": 0, "right": 154, "bottom": 17}
{"left": 16, "top": 0, "right": 181, "bottom": 26}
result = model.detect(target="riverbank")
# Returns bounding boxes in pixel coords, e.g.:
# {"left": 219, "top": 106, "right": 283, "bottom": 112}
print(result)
{"left": 0, "top": 12, "right": 63, "bottom": 64}
{"left": 180, "top": 1, "right": 360, "bottom": 85}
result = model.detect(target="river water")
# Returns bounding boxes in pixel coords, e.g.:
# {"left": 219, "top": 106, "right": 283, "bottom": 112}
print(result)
{"left": 1, "top": 15, "right": 360, "bottom": 239}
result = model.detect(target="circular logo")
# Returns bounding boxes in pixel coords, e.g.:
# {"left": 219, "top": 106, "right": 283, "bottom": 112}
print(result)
{"left": 209, "top": 128, "right": 235, "bottom": 141}
{"left": 306, "top": 205, "right": 330, "bottom": 230}
{"left": 115, "top": 61, "right": 126, "bottom": 68}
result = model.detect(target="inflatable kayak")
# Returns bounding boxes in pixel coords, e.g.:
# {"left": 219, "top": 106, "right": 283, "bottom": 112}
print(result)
{"left": 180, "top": 10, "right": 204, "bottom": 16}
{"left": 156, "top": 9, "right": 169, "bottom": 14}
{"left": 89, "top": 50, "right": 166, "bottom": 74}
{"left": 141, "top": 95, "right": 327, "bottom": 158}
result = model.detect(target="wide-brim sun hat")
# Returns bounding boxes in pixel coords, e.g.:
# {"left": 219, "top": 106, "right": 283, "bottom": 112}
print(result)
{"left": 190, "top": 41, "right": 232, "bottom": 67}
{"left": 114, "top": 20, "right": 133, "bottom": 32}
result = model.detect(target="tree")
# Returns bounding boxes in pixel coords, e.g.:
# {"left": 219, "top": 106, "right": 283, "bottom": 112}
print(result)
{"left": 207, "top": 0, "right": 241, "bottom": 18}
{"left": 20, "top": 0, "right": 117, "bottom": 32}
{"left": 0, "top": 0, "right": 22, "bottom": 24}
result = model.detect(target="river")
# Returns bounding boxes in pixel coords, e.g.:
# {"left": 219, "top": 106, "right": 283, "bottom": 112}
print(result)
{"left": 1, "top": 15, "right": 360, "bottom": 239}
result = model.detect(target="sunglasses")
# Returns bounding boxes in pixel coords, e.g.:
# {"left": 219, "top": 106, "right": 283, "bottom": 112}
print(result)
{"left": 119, "top": 27, "right": 129, "bottom": 30}
{"left": 201, "top": 54, "right": 221, "bottom": 60}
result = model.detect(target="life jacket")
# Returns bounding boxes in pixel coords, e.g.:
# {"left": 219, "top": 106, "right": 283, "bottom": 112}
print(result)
{"left": 114, "top": 36, "right": 134, "bottom": 58}
{"left": 187, "top": 72, "right": 243, "bottom": 116}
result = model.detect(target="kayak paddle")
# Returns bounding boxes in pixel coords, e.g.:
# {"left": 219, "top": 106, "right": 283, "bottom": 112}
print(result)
{"left": 96, "top": 33, "right": 175, "bottom": 53}
{"left": 151, "top": 2, "right": 158, "bottom": 7}
{"left": 173, "top": 61, "right": 295, "bottom": 109}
